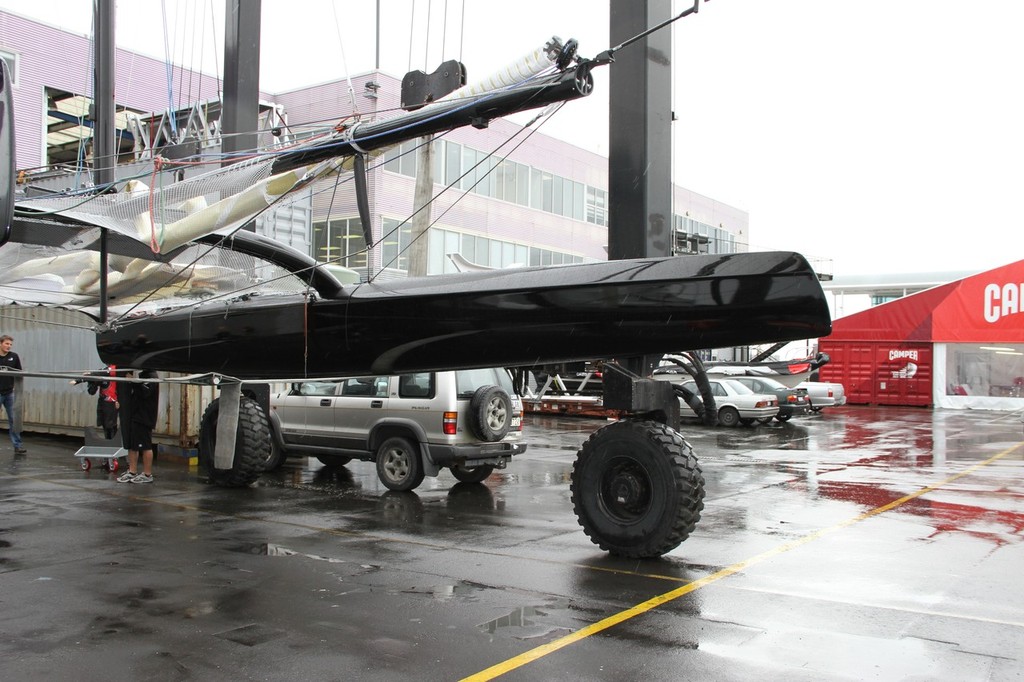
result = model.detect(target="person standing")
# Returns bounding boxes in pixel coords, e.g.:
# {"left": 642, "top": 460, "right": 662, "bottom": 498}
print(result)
{"left": 0, "top": 334, "right": 26, "bottom": 454}
{"left": 71, "top": 365, "right": 119, "bottom": 440}
{"left": 115, "top": 369, "right": 160, "bottom": 484}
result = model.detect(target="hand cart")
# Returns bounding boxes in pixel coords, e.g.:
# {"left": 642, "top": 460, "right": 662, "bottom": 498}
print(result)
{"left": 73, "top": 426, "right": 127, "bottom": 472}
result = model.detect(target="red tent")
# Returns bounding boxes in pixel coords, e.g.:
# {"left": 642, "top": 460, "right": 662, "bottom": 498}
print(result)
{"left": 820, "top": 259, "right": 1024, "bottom": 406}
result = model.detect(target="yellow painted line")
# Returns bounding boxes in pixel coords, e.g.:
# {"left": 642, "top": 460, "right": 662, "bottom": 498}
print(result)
{"left": 461, "top": 441, "right": 1024, "bottom": 682}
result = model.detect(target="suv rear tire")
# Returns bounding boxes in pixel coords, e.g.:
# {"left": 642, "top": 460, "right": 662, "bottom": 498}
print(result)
{"left": 376, "top": 436, "right": 425, "bottom": 491}
{"left": 468, "top": 385, "right": 512, "bottom": 442}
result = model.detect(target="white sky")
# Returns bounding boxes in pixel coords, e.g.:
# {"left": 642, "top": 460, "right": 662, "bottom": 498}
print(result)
{"left": 2, "top": 0, "right": 1022, "bottom": 277}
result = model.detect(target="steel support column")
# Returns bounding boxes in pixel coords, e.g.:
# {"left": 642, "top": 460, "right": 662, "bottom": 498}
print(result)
{"left": 222, "top": 0, "right": 262, "bottom": 173}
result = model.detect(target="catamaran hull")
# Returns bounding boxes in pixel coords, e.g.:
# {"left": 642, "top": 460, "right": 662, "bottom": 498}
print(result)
{"left": 96, "top": 251, "right": 832, "bottom": 380}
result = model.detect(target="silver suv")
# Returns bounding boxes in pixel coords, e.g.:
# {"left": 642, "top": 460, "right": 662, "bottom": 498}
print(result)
{"left": 266, "top": 368, "right": 526, "bottom": 491}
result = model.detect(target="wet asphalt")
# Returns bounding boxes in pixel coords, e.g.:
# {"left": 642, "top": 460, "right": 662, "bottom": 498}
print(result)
{"left": 1, "top": 405, "right": 1023, "bottom": 681}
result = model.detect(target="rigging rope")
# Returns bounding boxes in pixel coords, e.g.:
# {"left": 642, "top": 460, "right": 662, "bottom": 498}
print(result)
{"left": 160, "top": 0, "right": 178, "bottom": 137}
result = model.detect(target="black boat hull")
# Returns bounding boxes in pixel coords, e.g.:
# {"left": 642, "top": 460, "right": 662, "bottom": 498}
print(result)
{"left": 96, "top": 251, "right": 832, "bottom": 379}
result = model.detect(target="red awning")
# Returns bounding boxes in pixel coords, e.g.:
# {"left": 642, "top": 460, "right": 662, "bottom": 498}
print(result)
{"left": 827, "top": 259, "right": 1024, "bottom": 343}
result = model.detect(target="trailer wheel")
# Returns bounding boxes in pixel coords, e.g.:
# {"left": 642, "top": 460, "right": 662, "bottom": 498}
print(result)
{"left": 199, "top": 396, "right": 269, "bottom": 488}
{"left": 468, "top": 386, "right": 512, "bottom": 442}
{"left": 81, "top": 458, "right": 91, "bottom": 471}
{"left": 571, "top": 419, "right": 704, "bottom": 559}
{"left": 450, "top": 463, "right": 495, "bottom": 483}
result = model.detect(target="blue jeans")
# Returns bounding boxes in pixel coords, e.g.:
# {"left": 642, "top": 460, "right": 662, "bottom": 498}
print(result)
{"left": 1, "top": 390, "right": 22, "bottom": 449}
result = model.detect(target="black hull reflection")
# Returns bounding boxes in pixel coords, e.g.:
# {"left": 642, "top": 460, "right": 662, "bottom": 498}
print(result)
{"left": 96, "top": 251, "right": 832, "bottom": 379}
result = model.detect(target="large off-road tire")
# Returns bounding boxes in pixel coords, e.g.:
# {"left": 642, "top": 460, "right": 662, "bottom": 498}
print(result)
{"left": 468, "top": 386, "right": 512, "bottom": 442}
{"left": 570, "top": 419, "right": 704, "bottom": 559}
{"left": 450, "top": 463, "right": 495, "bottom": 483}
{"left": 316, "top": 454, "right": 352, "bottom": 468}
{"left": 717, "top": 406, "right": 741, "bottom": 428}
{"left": 375, "top": 436, "right": 425, "bottom": 491}
{"left": 199, "top": 396, "right": 269, "bottom": 487}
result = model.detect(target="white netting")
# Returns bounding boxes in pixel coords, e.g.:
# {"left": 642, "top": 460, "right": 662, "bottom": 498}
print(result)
{"left": 0, "top": 240, "right": 312, "bottom": 324}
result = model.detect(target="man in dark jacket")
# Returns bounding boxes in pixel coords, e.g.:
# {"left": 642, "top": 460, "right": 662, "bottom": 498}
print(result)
{"left": 0, "top": 334, "right": 26, "bottom": 454}
{"left": 115, "top": 369, "right": 160, "bottom": 484}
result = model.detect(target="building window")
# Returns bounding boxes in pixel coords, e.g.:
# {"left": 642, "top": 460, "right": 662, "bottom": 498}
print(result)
{"left": 313, "top": 217, "right": 368, "bottom": 269}
{"left": 428, "top": 227, "right": 583, "bottom": 274}
{"left": 381, "top": 218, "right": 412, "bottom": 271}
{"left": 946, "top": 344, "right": 1024, "bottom": 397}
{"left": 586, "top": 187, "right": 608, "bottom": 227}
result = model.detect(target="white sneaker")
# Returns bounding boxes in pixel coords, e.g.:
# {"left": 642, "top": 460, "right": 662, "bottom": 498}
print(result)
{"left": 116, "top": 470, "right": 137, "bottom": 483}
{"left": 130, "top": 473, "right": 154, "bottom": 484}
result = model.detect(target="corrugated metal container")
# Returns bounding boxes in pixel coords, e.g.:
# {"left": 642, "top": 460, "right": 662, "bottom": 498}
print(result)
{"left": 0, "top": 306, "right": 218, "bottom": 447}
{"left": 820, "top": 341, "right": 933, "bottom": 407}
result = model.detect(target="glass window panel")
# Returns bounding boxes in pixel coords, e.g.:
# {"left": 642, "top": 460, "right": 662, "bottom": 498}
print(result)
{"left": 530, "top": 168, "right": 544, "bottom": 210}
{"left": 502, "top": 160, "right": 516, "bottom": 202}
{"left": 515, "top": 244, "right": 529, "bottom": 265}
{"left": 432, "top": 139, "right": 444, "bottom": 180}
{"left": 428, "top": 227, "right": 444, "bottom": 275}
{"left": 489, "top": 158, "right": 501, "bottom": 199}
{"left": 542, "top": 173, "right": 553, "bottom": 212}
{"left": 343, "top": 219, "right": 368, "bottom": 269}
{"left": 400, "top": 141, "right": 418, "bottom": 177}
{"left": 501, "top": 242, "right": 515, "bottom": 267}
{"left": 476, "top": 237, "right": 489, "bottom": 265}
{"left": 490, "top": 240, "right": 501, "bottom": 267}
{"left": 572, "top": 181, "right": 585, "bottom": 220}
{"left": 383, "top": 147, "right": 401, "bottom": 173}
{"left": 444, "top": 230, "right": 460, "bottom": 273}
{"left": 461, "top": 147, "right": 477, "bottom": 191}
{"left": 461, "top": 233, "right": 476, "bottom": 262}
{"left": 529, "top": 248, "right": 541, "bottom": 267}
{"left": 446, "top": 141, "right": 462, "bottom": 186}
{"left": 552, "top": 176, "right": 563, "bottom": 216}
{"left": 516, "top": 163, "right": 530, "bottom": 206}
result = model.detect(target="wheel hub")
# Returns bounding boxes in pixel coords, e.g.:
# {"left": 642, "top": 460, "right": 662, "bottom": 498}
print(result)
{"left": 600, "top": 459, "right": 651, "bottom": 521}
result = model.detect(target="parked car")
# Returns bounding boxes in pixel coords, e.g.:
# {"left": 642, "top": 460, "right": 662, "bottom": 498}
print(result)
{"left": 795, "top": 381, "right": 847, "bottom": 412}
{"left": 267, "top": 368, "right": 526, "bottom": 491}
{"left": 651, "top": 373, "right": 779, "bottom": 427}
{"left": 729, "top": 376, "right": 811, "bottom": 422}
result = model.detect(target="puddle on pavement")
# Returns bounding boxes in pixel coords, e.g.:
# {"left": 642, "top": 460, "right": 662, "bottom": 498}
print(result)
{"left": 236, "top": 542, "right": 380, "bottom": 571}
{"left": 398, "top": 581, "right": 489, "bottom": 602}
{"left": 478, "top": 598, "right": 573, "bottom": 640}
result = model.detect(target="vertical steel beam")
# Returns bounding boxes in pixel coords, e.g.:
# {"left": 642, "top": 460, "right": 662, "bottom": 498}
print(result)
{"left": 222, "top": 0, "right": 262, "bottom": 172}
{"left": 607, "top": 0, "right": 673, "bottom": 377}
{"left": 93, "top": 0, "right": 116, "bottom": 323}
{"left": 607, "top": 0, "right": 673, "bottom": 261}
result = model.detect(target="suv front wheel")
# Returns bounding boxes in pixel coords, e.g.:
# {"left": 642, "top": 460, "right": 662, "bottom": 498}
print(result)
{"left": 376, "top": 436, "right": 425, "bottom": 491}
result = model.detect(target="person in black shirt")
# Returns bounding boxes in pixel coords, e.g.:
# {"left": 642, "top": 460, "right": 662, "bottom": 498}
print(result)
{"left": 115, "top": 369, "right": 160, "bottom": 484}
{"left": 0, "top": 335, "right": 26, "bottom": 454}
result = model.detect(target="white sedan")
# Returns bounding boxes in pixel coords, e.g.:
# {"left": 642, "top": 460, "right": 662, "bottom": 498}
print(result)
{"left": 652, "top": 374, "right": 779, "bottom": 427}
{"left": 795, "top": 381, "right": 847, "bottom": 412}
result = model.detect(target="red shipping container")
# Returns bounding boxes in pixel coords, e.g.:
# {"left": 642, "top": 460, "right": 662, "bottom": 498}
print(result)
{"left": 820, "top": 341, "right": 932, "bottom": 406}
